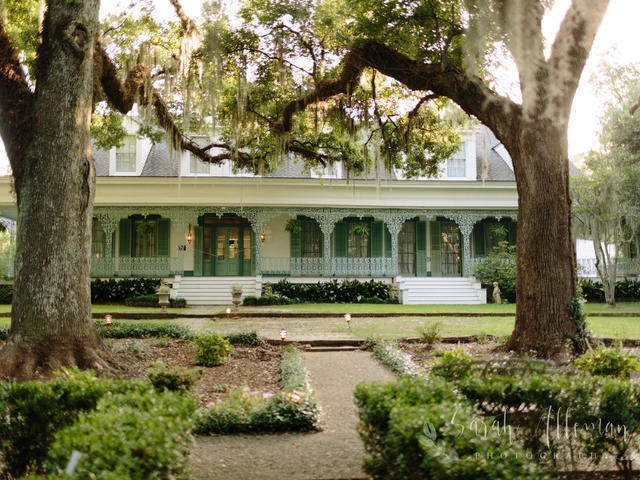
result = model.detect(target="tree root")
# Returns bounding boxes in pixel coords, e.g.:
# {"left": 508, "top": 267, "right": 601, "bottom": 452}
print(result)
{"left": 0, "top": 334, "right": 121, "bottom": 381}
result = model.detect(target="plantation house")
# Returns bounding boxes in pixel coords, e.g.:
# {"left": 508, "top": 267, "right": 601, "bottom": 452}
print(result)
{"left": 0, "top": 119, "right": 520, "bottom": 304}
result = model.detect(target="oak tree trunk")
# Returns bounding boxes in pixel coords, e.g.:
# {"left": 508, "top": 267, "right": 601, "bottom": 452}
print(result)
{"left": 0, "top": 0, "right": 113, "bottom": 379}
{"left": 506, "top": 120, "right": 579, "bottom": 359}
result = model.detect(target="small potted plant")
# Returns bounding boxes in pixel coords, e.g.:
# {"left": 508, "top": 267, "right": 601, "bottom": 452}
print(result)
{"left": 352, "top": 224, "right": 369, "bottom": 237}
{"left": 285, "top": 218, "right": 302, "bottom": 234}
{"left": 231, "top": 284, "right": 243, "bottom": 311}
{"left": 157, "top": 282, "right": 171, "bottom": 312}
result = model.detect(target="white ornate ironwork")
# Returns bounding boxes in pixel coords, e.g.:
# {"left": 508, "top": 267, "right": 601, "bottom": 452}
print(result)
{"left": 91, "top": 206, "right": 518, "bottom": 278}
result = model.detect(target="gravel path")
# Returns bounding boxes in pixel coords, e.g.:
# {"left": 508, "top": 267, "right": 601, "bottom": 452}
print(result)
{"left": 189, "top": 350, "right": 395, "bottom": 479}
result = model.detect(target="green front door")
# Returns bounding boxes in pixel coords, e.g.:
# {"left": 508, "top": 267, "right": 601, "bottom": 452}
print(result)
{"left": 214, "top": 227, "right": 241, "bottom": 275}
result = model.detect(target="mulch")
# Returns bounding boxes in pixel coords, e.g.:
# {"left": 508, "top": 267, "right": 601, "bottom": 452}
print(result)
{"left": 110, "top": 339, "right": 283, "bottom": 406}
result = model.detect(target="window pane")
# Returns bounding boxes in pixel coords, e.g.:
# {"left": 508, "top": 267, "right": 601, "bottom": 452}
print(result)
{"left": 216, "top": 230, "right": 225, "bottom": 259}
{"left": 92, "top": 220, "right": 104, "bottom": 259}
{"left": 116, "top": 136, "right": 136, "bottom": 172}
{"left": 228, "top": 229, "right": 239, "bottom": 259}
{"left": 243, "top": 228, "right": 251, "bottom": 259}
{"left": 302, "top": 220, "right": 322, "bottom": 257}
{"left": 398, "top": 222, "right": 415, "bottom": 275}
{"left": 133, "top": 220, "right": 157, "bottom": 257}
{"left": 348, "top": 222, "right": 369, "bottom": 258}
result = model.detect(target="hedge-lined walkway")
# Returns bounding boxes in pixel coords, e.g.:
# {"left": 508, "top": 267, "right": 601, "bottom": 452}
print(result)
{"left": 189, "top": 350, "right": 395, "bottom": 479}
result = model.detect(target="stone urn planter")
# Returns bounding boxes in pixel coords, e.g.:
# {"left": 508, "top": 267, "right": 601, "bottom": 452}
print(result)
{"left": 231, "top": 284, "right": 243, "bottom": 312}
{"left": 157, "top": 284, "right": 171, "bottom": 312}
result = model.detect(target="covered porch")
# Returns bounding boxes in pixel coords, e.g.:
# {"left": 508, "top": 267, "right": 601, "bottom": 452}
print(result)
{"left": 89, "top": 206, "right": 518, "bottom": 279}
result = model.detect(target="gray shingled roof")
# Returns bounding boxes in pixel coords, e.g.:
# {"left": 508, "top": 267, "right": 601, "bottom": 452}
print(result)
{"left": 94, "top": 126, "right": 525, "bottom": 182}
{"left": 475, "top": 127, "right": 515, "bottom": 181}
{"left": 141, "top": 143, "right": 179, "bottom": 176}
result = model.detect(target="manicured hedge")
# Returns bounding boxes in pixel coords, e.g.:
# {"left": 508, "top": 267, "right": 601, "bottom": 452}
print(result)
{"left": 195, "top": 346, "right": 321, "bottom": 434}
{"left": 356, "top": 359, "right": 640, "bottom": 479}
{"left": 124, "top": 294, "right": 187, "bottom": 307}
{"left": 355, "top": 376, "right": 548, "bottom": 480}
{"left": 271, "top": 279, "right": 395, "bottom": 303}
{"left": 242, "top": 294, "right": 292, "bottom": 306}
{"left": 43, "top": 389, "right": 196, "bottom": 479}
{"left": 91, "top": 277, "right": 161, "bottom": 303}
{"left": 95, "top": 321, "right": 195, "bottom": 340}
{"left": 0, "top": 371, "right": 152, "bottom": 478}
{"left": 579, "top": 278, "right": 640, "bottom": 302}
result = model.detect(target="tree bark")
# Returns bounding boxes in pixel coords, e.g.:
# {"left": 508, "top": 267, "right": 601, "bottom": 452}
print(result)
{"left": 0, "top": 0, "right": 113, "bottom": 380}
{"left": 505, "top": 120, "right": 579, "bottom": 358}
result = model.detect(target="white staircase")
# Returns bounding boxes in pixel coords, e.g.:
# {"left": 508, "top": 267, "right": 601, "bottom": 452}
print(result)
{"left": 171, "top": 276, "right": 261, "bottom": 305}
{"left": 397, "top": 277, "right": 486, "bottom": 305}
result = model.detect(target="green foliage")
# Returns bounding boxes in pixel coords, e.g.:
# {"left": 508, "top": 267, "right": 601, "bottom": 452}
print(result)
{"left": 354, "top": 376, "right": 548, "bottom": 480}
{"left": 578, "top": 278, "right": 640, "bottom": 302}
{"left": 95, "top": 321, "right": 194, "bottom": 340}
{"left": 272, "top": 279, "right": 391, "bottom": 303}
{"left": 123, "top": 294, "right": 187, "bottom": 307}
{"left": 472, "top": 241, "right": 516, "bottom": 303}
{"left": 43, "top": 389, "right": 196, "bottom": 479}
{"left": 0, "top": 283, "right": 12, "bottom": 304}
{"left": 0, "top": 369, "right": 150, "bottom": 478}
{"left": 90, "top": 112, "right": 127, "bottom": 150}
{"left": 428, "top": 349, "right": 473, "bottom": 381}
{"left": 193, "top": 333, "right": 234, "bottom": 367}
{"left": 147, "top": 363, "right": 202, "bottom": 394}
{"left": 284, "top": 218, "right": 302, "bottom": 233}
{"left": 416, "top": 320, "right": 442, "bottom": 345}
{"left": 0, "top": 325, "right": 7, "bottom": 341}
{"left": 91, "top": 278, "right": 161, "bottom": 303}
{"left": 224, "top": 331, "right": 265, "bottom": 346}
{"left": 243, "top": 294, "right": 293, "bottom": 305}
{"left": 575, "top": 345, "right": 639, "bottom": 378}
{"left": 372, "top": 341, "right": 420, "bottom": 376}
{"left": 195, "top": 346, "right": 320, "bottom": 434}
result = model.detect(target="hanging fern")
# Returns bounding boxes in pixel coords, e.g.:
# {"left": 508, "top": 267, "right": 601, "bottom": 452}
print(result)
{"left": 285, "top": 219, "right": 302, "bottom": 234}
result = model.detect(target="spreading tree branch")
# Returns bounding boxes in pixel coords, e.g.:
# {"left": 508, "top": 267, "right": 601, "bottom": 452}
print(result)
{"left": 273, "top": 39, "right": 521, "bottom": 150}
{"left": 95, "top": 41, "right": 231, "bottom": 166}
{"left": 548, "top": 0, "right": 610, "bottom": 116}
{"left": 0, "top": 23, "right": 34, "bottom": 176}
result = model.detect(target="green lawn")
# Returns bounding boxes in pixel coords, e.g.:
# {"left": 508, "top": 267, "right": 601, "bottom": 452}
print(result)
{"left": 0, "top": 302, "right": 637, "bottom": 316}
{"left": 2, "top": 315, "right": 640, "bottom": 340}
{"left": 226, "top": 302, "right": 640, "bottom": 315}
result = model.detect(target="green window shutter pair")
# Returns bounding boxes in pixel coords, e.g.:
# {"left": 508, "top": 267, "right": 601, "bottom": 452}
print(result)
{"left": 194, "top": 225, "right": 203, "bottom": 276}
{"left": 119, "top": 217, "right": 170, "bottom": 257}
{"left": 156, "top": 219, "right": 170, "bottom": 257}
{"left": 333, "top": 221, "right": 348, "bottom": 257}
{"left": 290, "top": 227, "right": 302, "bottom": 258}
{"left": 118, "top": 218, "right": 132, "bottom": 257}
{"left": 416, "top": 221, "right": 427, "bottom": 276}
{"left": 370, "top": 221, "right": 383, "bottom": 257}
{"left": 429, "top": 220, "right": 441, "bottom": 276}
{"left": 474, "top": 223, "right": 485, "bottom": 257}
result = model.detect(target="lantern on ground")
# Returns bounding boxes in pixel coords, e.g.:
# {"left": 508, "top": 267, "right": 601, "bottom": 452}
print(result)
{"left": 344, "top": 313, "right": 351, "bottom": 329}
{"left": 280, "top": 328, "right": 287, "bottom": 343}
{"left": 104, "top": 314, "right": 112, "bottom": 327}
{"left": 225, "top": 307, "right": 231, "bottom": 319}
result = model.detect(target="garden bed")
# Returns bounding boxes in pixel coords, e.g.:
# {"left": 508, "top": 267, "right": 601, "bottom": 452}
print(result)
{"left": 108, "top": 338, "right": 282, "bottom": 407}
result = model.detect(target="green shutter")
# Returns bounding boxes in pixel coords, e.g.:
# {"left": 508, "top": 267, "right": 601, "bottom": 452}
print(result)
{"left": 416, "top": 221, "right": 427, "bottom": 277}
{"left": 429, "top": 220, "right": 441, "bottom": 276}
{"left": 111, "top": 231, "right": 115, "bottom": 258}
{"left": 333, "top": 221, "right": 347, "bottom": 257}
{"left": 157, "top": 219, "right": 170, "bottom": 257}
{"left": 384, "top": 225, "right": 391, "bottom": 257}
{"left": 290, "top": 226, "right": 301, "bottom": 258}
{"left": 194, "top": 225, "right": 203, "bottom": 276}
{"left": 473, "top": 223, "right": 485, "bottom": 257}
{"left": 371, "top": 221, "right": 383, "bottom": 257}
{"left": 508, "top": 221, "right": 517, "bottom": 246}
{"left": 118, "top": 218, "right": 132, "bottom": 257}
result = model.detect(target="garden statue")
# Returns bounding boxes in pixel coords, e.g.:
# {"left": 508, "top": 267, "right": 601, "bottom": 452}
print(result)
{"left": 264, "top": 282, "right": 273, "bottom": 296}
{"left": 492, "top": 282, "right": 502, "bottom": 304}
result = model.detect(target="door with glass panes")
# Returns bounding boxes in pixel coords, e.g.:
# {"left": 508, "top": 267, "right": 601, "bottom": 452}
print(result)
{"left": 202, "top": 224, "right": 252, "bottom": 276}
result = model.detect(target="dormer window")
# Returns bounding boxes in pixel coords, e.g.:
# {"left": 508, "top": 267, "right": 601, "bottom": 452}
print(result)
{"left": 446, "top": 145, "right": 466, "bottom": 178}
{"left": 116, "top": 136, "right": 136, "bottom": 172}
